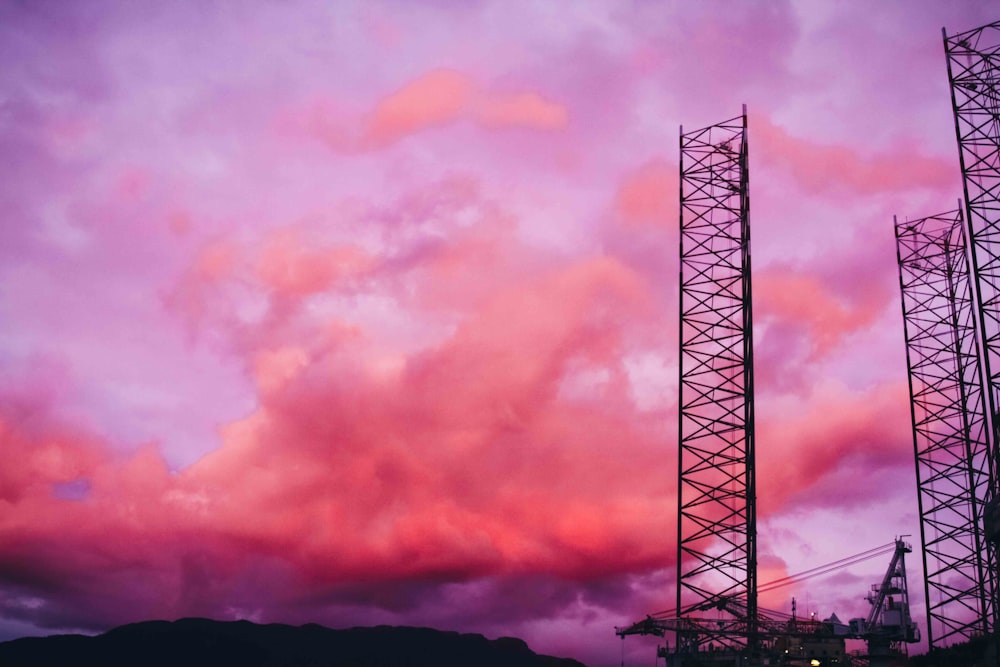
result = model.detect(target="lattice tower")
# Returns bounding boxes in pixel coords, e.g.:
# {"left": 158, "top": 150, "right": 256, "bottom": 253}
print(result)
{"left": 676, "top": 106, "right": 757, "bottom": 655}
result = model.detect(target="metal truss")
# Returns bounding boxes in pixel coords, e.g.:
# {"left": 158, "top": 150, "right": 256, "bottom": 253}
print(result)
{"left": 618, "top": 598, "right": 831, "bottom": 646}
{"left": 675, "top": 106, "right": 757, "bottom": 655}
{"left": 944, "top": 19, "right": 1000, "bottom": 641}
{"left": 896, "top": 210, "right": 994, "bottom": 648}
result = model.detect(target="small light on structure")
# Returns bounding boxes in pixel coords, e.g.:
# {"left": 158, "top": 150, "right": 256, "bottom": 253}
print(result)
{"left": 811, "top": 661, "right": 821, "bottom": 667}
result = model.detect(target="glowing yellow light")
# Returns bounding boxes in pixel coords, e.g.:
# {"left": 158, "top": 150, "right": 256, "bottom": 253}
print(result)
{"left": 810, "top": 660, "right": 821, "bottom": 666}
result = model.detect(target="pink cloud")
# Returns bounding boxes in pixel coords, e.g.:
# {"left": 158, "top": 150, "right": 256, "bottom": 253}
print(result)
{"left": 755, "top": 267, "right": 884, "bottom": 359}
{"left": 288, "top": 69, "right": 571, "bottom": 152}
{"left": 0, "top": 248, "right": 677, "bottom": 634}
{"left": 613, "top": 159, "right": 678, "bottom": 228}
{"left": 1, "top": 168, "right": 677, "bottom": 629}
{"left": 361, "top": 69, "right": 474, "bottom": 148}
{"left": 757, "top": 381, "right": 913, "bottom": 513}
{"left": 256, "top": 230, "right": 374, "bottom": 298}
{"left": 0, "top": 418, "right": 100, "bottom": 505}
{"left": 753, "top": 115, "right": 955, "bottom": 196}
{"left": 360, "top": 7, "right": 405, "bottom": 50}
{"left": 167, "top": 211, "right": 193, "bottom": 237}
{"left": 165, "top": 238, "right": 243, "bottom": 338}
{"left": 474, "top": 91, "right": 569, "bottom": 131}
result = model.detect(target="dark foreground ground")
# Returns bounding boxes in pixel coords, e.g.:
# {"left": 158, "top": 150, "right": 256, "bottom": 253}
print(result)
{"left": 908, "top": 634, "right": 998, "bottom": 667}
{"left": 0, "top": 617, "right": 588, "bottom": 667}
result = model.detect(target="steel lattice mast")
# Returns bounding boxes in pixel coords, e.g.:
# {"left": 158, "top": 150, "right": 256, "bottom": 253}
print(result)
{"left": 895, "top": 210, "right": 994, "bottom": 648}
{"left": 944, "top": 19, "right": 1000, "bottom": 638}
{"left": 676, "top": 106, "right": 757, "bottom": 655}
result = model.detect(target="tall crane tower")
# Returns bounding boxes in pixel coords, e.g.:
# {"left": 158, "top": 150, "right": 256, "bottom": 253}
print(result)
{"left": 944, "top": 23, "right": 1000, "bottom": 496}
{"left": 619, "top": 107, "right": 924, "bottom": 666}
{"left": 674, "top": 106, "right": 756, "bottom": 660}
{"left": 893, "top": 20, "right": 1000, "bottom": 654}
{"left": 895, "top": 209, "right": 994, "bottom": 648}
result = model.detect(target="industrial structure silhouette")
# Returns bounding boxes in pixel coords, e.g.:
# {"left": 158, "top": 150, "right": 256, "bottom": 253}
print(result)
{"left": 616, "top": 18, "right": 1000, "bottom": 667}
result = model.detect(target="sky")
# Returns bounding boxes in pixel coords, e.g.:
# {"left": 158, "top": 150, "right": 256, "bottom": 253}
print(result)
{"left": 0, "top": 1, "right": 996, "bottom": 665}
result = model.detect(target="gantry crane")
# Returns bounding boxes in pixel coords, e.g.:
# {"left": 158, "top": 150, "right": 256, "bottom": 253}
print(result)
{"left": 617, "top": 539, "right": 920, "bottom": 667}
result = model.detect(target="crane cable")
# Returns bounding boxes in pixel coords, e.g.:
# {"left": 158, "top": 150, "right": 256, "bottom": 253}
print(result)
{"left": 647, "top": 541, "right": 897, "bottom": 618}
{"left": 757, "top": 541, "right": 896, "bottom": 595}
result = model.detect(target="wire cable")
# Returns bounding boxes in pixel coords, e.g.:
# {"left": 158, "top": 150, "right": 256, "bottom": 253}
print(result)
{"left": 646, "top": 541, "right": 897, "bottom": 618}
{"left": 757, "top": 542, "right": 896, "bottom": 595}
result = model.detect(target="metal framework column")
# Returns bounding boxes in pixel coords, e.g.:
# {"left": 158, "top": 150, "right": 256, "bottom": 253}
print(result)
{"left": 945, "top": 19, "right": 1000, "bottom": 638}
{"left": 896, "top": 210, "right": 993, "bottom": 648}
{"left": 676, "top": 106, "right": 757, "bottom": 655}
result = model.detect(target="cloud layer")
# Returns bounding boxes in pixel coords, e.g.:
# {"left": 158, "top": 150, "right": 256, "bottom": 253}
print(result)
{"left": 1, "top": 1, "right": 995, "bottom": 664}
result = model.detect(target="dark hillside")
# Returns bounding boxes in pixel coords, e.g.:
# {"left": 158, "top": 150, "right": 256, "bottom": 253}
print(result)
{"left": 0, "top": 618, "right": 588, "bottom": 667}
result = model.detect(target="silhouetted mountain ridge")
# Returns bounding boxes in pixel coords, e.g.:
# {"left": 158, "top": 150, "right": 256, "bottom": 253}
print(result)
{"left": 0, "top": 617, "right": 588, "bottom": 667}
